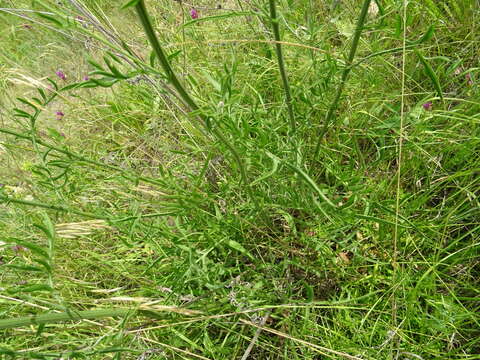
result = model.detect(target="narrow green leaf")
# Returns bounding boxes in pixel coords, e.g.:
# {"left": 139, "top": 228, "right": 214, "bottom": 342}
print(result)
{"left": 181, "top": 11, "right": 253, "bottom": 28}
{"left": 4, "top": 264, "right": 44, "bottom": 272}
{"left": 252, "top": 156, "right": 280, "bottom": 185}
{"left": 90, "top": 78, "right": 120, "bottom": 88}
{"left": 149, "top": 50, "right": 156, "bottom": 67}
{"left": 36, "top": 323, "right": 46, "bottom": 337}
{"left": 34, "top": 223, "right": 54, "bottom": 243}
{"left": 121, "top": 0, "right": 140, "bottom": 9}
{"left": 38, "top": 88, "right": 47, "bottom": 101}
{"left": 8, "top": 284, "right": 54, "bottom": 294}
{"left": 87, "top": 59, "right": 105, "bottom": 71}
{"left": 46, "top": 78, "right": 58, "bottom": 90}
{"left": 226, "top": 240, "right": 254, "bottom": 260}
{"left": 32, "top": 97, "right": 43, "bottom": 105}
{"left": 104, "top": 57, "right": 127, "bottom": 79}
{"left": 37, "top": 13, "right": 63, "bottom": 27}
{"left": 107, "top": 51, "right": 124, "bottom": 64}
{"left": 415, "top": 49, "right": 444, "bottom": 100}
{"left": 0, "top": 348, "right": 15, "bottom": 356}
{"left": 13, "top": 108, "right": 32, "bottom": 119}
{"left": 60, "top": 82, "right": 84, "bottom": 91}
{"left": 0, "top": 308, "right": 169, "bottom": 330}
{"left": 167, "top": 50, "right": 182, "bottom": 61}
{"left": 407, "top": 24, "right": 435, "bottom": 45}
{"left": 33, "top": 258, "right": 52, "bottom": 273}
{"left": 266, "top": 152, "right": 335, "bottom": 207}
{"left": 17, "top": 97, "right": 38, "bottom": 111}
{"left": 4, "top": 238, "right": 49, "bottom": 259}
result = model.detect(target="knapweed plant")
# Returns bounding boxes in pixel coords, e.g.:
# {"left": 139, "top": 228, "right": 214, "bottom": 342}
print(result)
{"left": 0, "top": 0, "right": 479, "bottom": 359}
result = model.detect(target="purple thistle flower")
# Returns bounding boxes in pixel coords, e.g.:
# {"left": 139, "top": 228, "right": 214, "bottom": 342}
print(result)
{"left": 190, "top": 8, "right": 199, "bottom": 19}
{"left": 56, "top": 111, "right": 65, "bottom": 120}
{"left": 422, "top": 101, "right": 432, "bottom": 111}
{"left": 55, "top": 70, "right": 66, "bottom": 80}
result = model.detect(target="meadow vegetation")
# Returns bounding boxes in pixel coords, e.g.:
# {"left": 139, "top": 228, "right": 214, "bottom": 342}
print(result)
{"left": 0, "top": 0, "right": 479, "bottom": 359}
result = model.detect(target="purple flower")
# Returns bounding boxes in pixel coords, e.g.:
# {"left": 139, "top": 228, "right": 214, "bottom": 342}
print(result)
{"left": 12, "top": 245, "right": 27, "bottom": 253}
{"left": 190, "top": 8, "right": 199, "bottom": 19}
{"left": 75, "top": 15, "right": 88, "bottom": 28}
{"left": 55, "top": 70, "right": 66, "bottom": 80}
{"left": 83, "top": 75, "right": 89, "bottom": 81}
{"left": 466, "top": 73, "right": 473, "bottom": 86}
{"left": 56, "top": 111, "right": 65, "bottom": 120}
{"left": 422, "top": 101, "right": 432, "bottom": 111}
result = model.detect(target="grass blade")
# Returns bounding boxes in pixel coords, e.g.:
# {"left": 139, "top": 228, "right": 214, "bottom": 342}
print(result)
{"left": 414, "top": 48, "right": 444, "bottom": 100}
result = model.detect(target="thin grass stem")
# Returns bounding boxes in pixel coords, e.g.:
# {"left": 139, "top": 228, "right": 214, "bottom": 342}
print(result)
{"left": 312, "top": 0, "right": 371, "bottom": 162}
{"left": 134, "top": 0, "right": 256, "bottom": 207}
{"left": 268, "top": 0, "right": 295, "bottom": 132}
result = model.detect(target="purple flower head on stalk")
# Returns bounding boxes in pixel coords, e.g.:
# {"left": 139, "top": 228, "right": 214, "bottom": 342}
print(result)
{"left": 56, "top": 111, "right": 65, "bottom": 120}
{"left": 83, "top": 75, "right": 89, "bottom": 81}
{"left": 55, "top": 70, "right": 66, "bottom": 80}
{"left": 422, "top": 101, "right": 432, "bottom": 111}
{"left": 190, "top": 8, "right": 199, "bottom": 19}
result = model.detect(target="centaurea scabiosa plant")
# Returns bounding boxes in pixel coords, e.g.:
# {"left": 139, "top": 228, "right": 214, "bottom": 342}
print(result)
{"left": 131, "top": 0, "right": 257, "bottom": 210}
{"left": 312, "top": 0, "right": 372, "bottom": 163}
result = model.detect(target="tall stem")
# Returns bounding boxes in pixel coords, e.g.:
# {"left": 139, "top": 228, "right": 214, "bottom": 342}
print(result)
{"left": 135, "top": 0, "right": 197, "bottom": 111}
{"left": 268, "top": 0, "right": 296, "bottom": 132}
{"left": 134, "top": 1, "right": 254, "bottom": 204}
{"left": 312, "top": 0, "right": 371, "bottom": 162}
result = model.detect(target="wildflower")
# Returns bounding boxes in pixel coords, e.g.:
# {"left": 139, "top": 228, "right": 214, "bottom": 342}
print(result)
{"left": 56, "top": 111, "right": 65, "bottom": 120}
{"left": 190, "top": 8, "right": 199, "bottom": 19}
{"left": 422, "top": 101, "right": 432, "bottom": 111}
{"left": 466, "top": 73, "right": 473, "bottom": 86}
{"left": 12, "top": 245, "right": 27, "bottom": 253}
{"left": 75, "top": 15, "right": 88, "bottom": 28}
{"left": 55, "top": 70, "right": 66, "bottom": 80}
{"left": 83, "top": 75, "right": 89, "bottom": 81}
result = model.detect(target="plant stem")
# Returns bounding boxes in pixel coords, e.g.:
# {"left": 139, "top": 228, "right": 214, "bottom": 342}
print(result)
{"left": 0, "top": 128, "right": 165, "bottom": 187}
{"left": 0, "top": 193, "right": 109, "bottom": 219}
{"left": 268, "top": 0, "right": 295, "bottom": 132}
{"left": 135, "top": 0, "right": 198, "bottom": 111}
{"left": 134, "top": 1, "right": 256, "bottom": 205}
{"left": 0, "top": 308, "right": 134, "bottom": 329}
{"left": 312, "top": 0, "right": 371, "bottom": 162}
